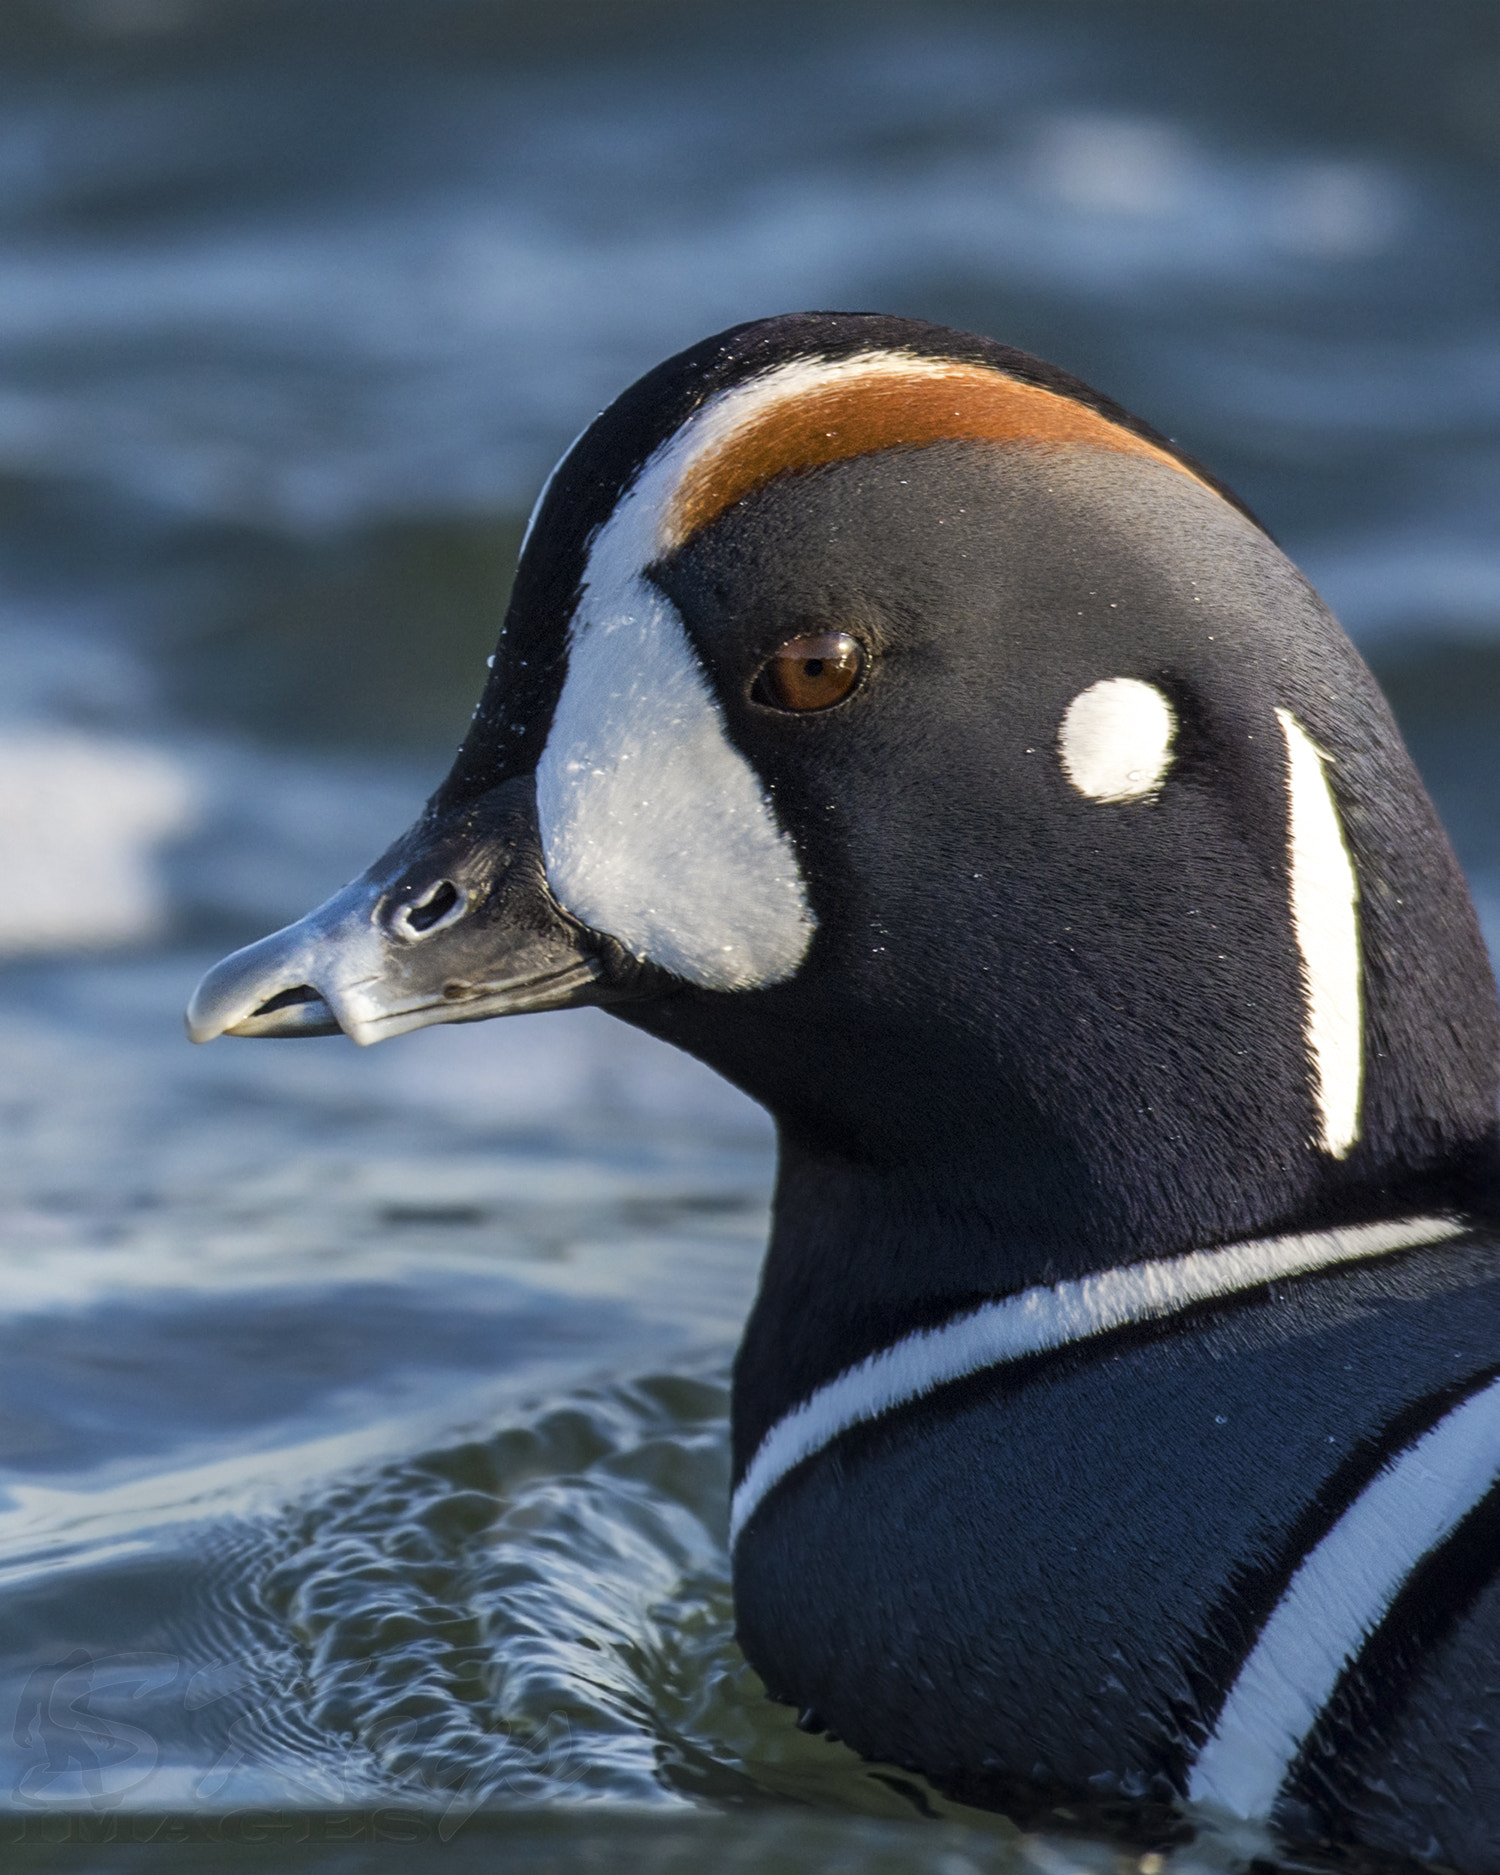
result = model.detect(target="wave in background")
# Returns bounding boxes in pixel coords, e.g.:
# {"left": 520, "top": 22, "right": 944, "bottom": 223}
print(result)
{"left": 0, "top": 4, "right": 1496, "bottom": 1866}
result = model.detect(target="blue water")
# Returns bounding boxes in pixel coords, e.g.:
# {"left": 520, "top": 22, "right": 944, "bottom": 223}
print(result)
{"left": 0, "top": 3, "right": 1498, "bottom": 1867}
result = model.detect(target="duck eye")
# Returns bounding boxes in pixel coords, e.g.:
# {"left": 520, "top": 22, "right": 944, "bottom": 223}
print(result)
{"left": 755, "top": 632, "right": 865, "bottom": 713}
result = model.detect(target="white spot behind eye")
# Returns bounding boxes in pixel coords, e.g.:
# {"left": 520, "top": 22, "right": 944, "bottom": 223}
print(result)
{"left": 1058, "top": 677, "right": 1176, "bottom": 801}
{"left": 1277, "top": 707, "right": 1362, "bottom": 1158}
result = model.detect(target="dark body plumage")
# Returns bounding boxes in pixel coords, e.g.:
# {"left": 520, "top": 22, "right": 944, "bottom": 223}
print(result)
{"left": 739, "top": 1237, "right": 1500, "bottom": 1853}
{"left": 188, "top": 314, "right": 1500, "bottom": 1868}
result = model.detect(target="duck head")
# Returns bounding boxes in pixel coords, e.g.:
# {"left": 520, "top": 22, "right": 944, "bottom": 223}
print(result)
{"left": 188, "top": 313, "right": 1500, "bottom": 1320}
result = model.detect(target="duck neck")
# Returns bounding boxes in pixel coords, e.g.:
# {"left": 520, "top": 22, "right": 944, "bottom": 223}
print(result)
{"left": 731, "top": 1133, "right": 1104, "bottom": 1478}
{"left": 729, "top": 1127, "right": 1500, "bottom": 1481}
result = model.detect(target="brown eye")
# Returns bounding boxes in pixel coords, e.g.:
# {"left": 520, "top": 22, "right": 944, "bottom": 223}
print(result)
{"left": 755, "top": 632, "right": 866, "bottom": 713}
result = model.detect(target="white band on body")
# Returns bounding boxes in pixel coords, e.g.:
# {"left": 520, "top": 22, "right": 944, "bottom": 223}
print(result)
{"left": 1189, "top": 1372, "right": 1500, "bottom": 1821}
{"left": 729, "top": 1214, "right": 1464, "bottom": 1545}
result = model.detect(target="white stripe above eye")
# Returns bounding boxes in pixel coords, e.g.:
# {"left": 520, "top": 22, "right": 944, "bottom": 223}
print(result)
{"left": 518, "top": 419, "right": 591, "bottom": 560}
{"left": 653, "top": 349, "right": 972, "bottom": 552}
{"left": 728, "top": 1214, "right": 1462, "bottom": 1546}
{"left": 1278, "top": 709, "right": 1363, "bottom": 1159}
{"left": 534, "top": 350, "right": 958, "bottom": 992}
{"left": 1189, "top": 1373, "right": 1500, "bottom": 1822}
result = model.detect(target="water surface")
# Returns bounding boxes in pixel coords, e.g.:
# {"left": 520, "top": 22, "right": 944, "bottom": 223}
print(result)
{"left": 1, "top": 2, "right": 1499, "bottom": 1867}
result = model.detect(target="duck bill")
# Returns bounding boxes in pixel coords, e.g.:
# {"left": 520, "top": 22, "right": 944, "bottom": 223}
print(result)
{"left": 185, "top": 775, "right": 613, "bottom": 1048}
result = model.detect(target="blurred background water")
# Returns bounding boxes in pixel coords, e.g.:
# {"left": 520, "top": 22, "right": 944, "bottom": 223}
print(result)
{"left": 0, "top": 2, "right": 1497, "bottom": 1868}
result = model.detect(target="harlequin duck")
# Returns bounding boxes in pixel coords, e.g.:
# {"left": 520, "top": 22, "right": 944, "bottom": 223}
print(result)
{"left": 188, "top": 313, "right": 1500, "bottom": 1868}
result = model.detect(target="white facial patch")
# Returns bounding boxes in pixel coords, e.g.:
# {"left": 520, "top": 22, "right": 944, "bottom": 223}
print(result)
{"left": 536, "top": 346, "right": 1076, "bottom": 990}
{"left": 1277, "top": 708, "right": 1363, "bottom": 1158}
{"left": 1058, "top": 677, "right": 1176, "bottom": 801}
{"left": 534, "top": 368, "right": 892, "bottom": 988}
{"left": 537, "top": 579, "right": 813, "bottom": 990}
{"left": 534, "top": 351, "right": 969, "bottom": 991}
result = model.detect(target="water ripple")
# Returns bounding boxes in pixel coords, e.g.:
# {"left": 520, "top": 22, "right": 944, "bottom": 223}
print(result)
{"left": 264, "top": 1368, "right": 984, "bottom": 1821}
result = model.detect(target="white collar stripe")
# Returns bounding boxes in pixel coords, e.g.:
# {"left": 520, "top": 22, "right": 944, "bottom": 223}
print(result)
{"left": 728, "top": 1214, "right": 1464, "bottom": 1546}
{"left": 1188, "top": 1371, "right": 1500, "bottom": 1821}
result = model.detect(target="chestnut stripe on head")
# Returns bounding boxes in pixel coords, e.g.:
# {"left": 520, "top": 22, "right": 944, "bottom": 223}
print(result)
{"left": 534, "top": 346, "right": 1212, "bottom": 993}
{"left": 665, "top": 352, "right": 1212, "bottom": 549}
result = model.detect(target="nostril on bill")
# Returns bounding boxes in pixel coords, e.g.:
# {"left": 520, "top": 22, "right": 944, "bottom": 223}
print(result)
{"left": 402, "top": 880, "right": 462, "bottom": 935}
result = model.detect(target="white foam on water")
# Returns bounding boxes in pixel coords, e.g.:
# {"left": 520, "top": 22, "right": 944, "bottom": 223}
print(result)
{"left": 0, "top": 56, "right": 1422, "bottom": 531}
{"left": 0, "top": 728, "right": 196, "bottom": 954}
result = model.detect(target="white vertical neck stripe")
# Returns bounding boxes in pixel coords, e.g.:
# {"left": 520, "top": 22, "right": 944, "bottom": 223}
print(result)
{"left": 728, "top": 1214, "right": 1463, "bottom": 1546}
{"left": 1189, "top": 1373, "right": 1500, "bottom": 1821}
{"left": 1278, "top": 709, "right": 1363, "bottom": 1159}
